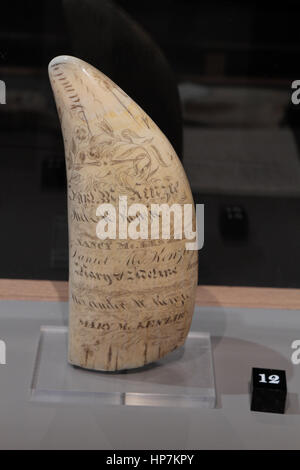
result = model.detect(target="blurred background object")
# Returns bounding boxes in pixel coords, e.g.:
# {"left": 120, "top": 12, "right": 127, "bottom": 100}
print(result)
{"left": 0, "top": 0, "right": 299, "bottom": 287}
{"left": 63, "top": 0, "right": 183, "bottom": 159}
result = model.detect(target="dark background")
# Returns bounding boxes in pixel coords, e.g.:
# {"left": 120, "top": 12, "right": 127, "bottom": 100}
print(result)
{"left": 0, "top": 0, "right": 300, "bottom": 286}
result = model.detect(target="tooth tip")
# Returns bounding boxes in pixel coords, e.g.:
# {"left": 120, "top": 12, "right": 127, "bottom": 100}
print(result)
{"left": 48, "top": 55, "right": 82, "bottom": 74}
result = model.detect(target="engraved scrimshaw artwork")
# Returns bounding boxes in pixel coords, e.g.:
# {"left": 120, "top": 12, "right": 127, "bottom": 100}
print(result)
{"left": 48, "top": 55, "right": 198, "bottom": 371}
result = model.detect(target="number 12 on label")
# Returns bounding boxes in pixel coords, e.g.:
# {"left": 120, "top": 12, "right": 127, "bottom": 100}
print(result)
{"left": 259, "top": 374, "right": 280, "bottom": 384}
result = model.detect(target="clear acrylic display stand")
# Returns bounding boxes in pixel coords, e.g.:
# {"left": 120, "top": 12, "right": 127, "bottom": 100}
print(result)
{"left": 31, "top": 326, "right": 216, "bottom": 408}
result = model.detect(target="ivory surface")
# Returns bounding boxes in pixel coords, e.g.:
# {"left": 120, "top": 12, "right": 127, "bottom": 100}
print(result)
{"left": 48, "top": 55, "right": 198, "bottom": 371}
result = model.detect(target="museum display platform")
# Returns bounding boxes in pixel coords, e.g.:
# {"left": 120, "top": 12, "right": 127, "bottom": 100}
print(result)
{"left": 0, "top": 281, "right": 300, "bottom": 449}
{"left": 30, "top": 327, "right": 216, "bottom": 408}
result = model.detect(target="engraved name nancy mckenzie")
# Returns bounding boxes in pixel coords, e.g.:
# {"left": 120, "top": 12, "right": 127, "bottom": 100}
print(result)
{"left": 70, "top": 195, "right": 204, "bottom": 250}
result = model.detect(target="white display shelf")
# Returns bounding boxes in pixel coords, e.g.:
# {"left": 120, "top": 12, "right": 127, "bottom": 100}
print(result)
{"left": 31, "top": 326, "right": 216, "bottom": 408}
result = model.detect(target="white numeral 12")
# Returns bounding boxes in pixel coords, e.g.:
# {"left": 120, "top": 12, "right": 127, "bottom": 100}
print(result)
{"left": 259, "top": 374, "right": 280, "bottom": 384}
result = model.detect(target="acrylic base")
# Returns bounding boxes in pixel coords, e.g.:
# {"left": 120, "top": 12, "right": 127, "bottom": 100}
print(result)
{"left": 31, "top": 326, "right": 216, "bottom": 408}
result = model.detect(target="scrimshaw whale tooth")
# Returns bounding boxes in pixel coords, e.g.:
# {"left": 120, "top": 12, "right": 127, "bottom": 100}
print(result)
{"left": 48, "top": 55, "right": 198, "bottom": 371}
